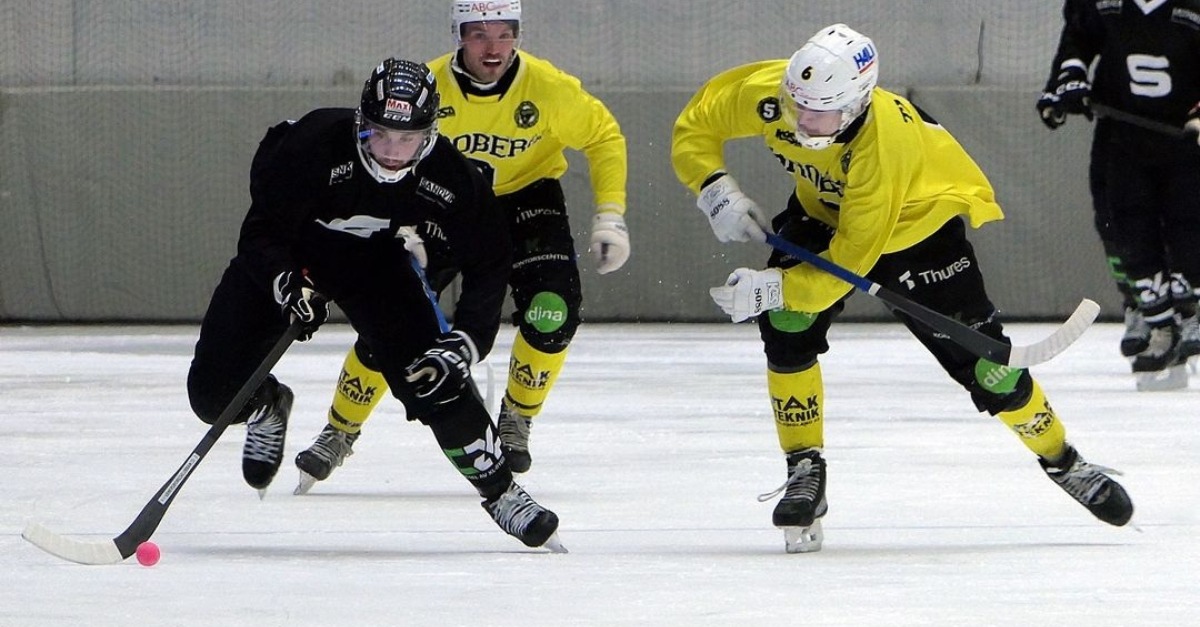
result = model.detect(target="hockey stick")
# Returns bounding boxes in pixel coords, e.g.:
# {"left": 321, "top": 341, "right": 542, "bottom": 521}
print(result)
{"left": 409, "top": 254, "right": 495, "bottom": 409}
{"left": 23, "top": 322, "right": 302, "bottom": 565}
{"left": 1091, "top": 102, "right": 1198, "bottom": 140}
{"left": 764, "top": 233, "right": 1099, "bottom": 368}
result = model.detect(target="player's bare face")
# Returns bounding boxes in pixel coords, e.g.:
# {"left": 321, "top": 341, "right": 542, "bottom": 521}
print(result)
{"left": 363, "top": 123, "right": 427, "bottom": 170}
{"left": 791, "top": 104, "right": 843, "bottom": 138}
{"left": 460, "top": 22, "right": 517, "bottom": 84}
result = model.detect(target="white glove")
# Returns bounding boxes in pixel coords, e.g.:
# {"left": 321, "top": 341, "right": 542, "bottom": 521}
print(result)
{"left": 589, "top": 210, "right": 630, "bottom": 274}
{"left": 709, "top": 267, "right": 784, "bottom": 322}
{"left": 696, "top": 174, "right": 770, "bottom": 243}
{"left": 396, "top": 225, "right": 428, "bottom": 269}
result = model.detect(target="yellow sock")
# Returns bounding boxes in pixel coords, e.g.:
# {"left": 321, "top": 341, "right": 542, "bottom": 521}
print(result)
{"left": 767, "top": 364, "right": 824, "bottom": 453}
{"left": 504, "top": 330, "right": 568, "bottom": 418}
{"left": 328, "top": 345, "right": 389, "bottom": 434}
{"left": 996, "top": 380, "right": 1067, "bottom": 459}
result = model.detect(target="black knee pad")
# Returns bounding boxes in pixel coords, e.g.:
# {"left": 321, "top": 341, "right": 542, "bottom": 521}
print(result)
{"left": 966, "top": 366, "right": 1034, "bottom": 415}
{"left": 757, "top": 303, "right": 841, "bottom": 372}
{"left": 512, "top": 286, "right": 581, "bottom": 353}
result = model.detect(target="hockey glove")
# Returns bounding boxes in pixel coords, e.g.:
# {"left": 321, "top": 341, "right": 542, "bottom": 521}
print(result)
{"left": 396, "top": 225, "right": 428, "bottom": 269}
{"left": 404, "top": 330, "right": 479, "bottom": 405}
{"left": 696, "top": 174, "right": 770, "bottom": 243}
{"left": 272, "top": 270, "right": 328, "bottom": 341}
{"left": 589, "top": 209, "right": 630, "bottom": 274}
{"left": 1037, "top": 62, "right": 1092, "bottom": 130}
{"left": 709, "top": 267, "right": 784, "bottom": 323}
{"left": 1186, "top": 102, "right": 1200, "bottom": 145}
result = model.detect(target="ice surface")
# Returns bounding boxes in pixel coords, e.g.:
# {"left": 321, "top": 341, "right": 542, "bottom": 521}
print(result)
{"left": 1, "top": 322, "right": 1195, "bottom": 626}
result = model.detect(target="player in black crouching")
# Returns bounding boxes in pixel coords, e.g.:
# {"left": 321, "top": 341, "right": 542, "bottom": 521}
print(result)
{"left": 186, "top": 57, "right": 563, "bottom": 551}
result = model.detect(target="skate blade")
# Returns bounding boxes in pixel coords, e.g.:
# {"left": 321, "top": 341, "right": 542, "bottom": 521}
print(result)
{"left": 540, "top": 532, "right": 568, "bottom": 554}
{"left": 782, "top": 520, "right": 824, "bottom": 553}
{"left": 294, "top": 471, "right": 319, "bottom": 496}
{"left": 1135, "top": 364, "right": 1188, "bottom": 391}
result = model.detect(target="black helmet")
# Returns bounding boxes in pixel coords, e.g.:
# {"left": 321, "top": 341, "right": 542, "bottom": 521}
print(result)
{"left": 355, "top": 58, "right": 440, "bottom": 183}
{"left": 359, "top": 58, "right": 439, "bottom": 131}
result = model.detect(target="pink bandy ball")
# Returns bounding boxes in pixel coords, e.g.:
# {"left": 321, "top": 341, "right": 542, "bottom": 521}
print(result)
{"left": 135, "top": 541, "right": 161, "bottom": 567}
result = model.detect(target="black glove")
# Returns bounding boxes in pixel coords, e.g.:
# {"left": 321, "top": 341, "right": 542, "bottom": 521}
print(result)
{"left": 1037, "top": 64, "right": 1092, "bottom": 130}
{"left": 272, "top": 270, "right": 328, "bottom": 341}
{"left": 404, "top": 331, "right": 478, "bottom": 405}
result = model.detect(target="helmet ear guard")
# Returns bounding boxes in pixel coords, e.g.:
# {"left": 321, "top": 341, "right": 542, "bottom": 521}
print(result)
{"left": 780, "top": 24, "right": 879, "bottom": 149}
{"left": 356, "top": 58, "right": 440, "bottom": 183}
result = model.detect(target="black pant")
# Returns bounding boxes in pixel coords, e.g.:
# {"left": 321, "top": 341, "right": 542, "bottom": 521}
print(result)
{"left": 1091, "top": 119, "right": 1200, "bottom": 316}
{"left": 187, "top": 257, "right": 512, "bottom": 496}
{"left": 759, "top": 203, "right": 1029, "bottom": 415}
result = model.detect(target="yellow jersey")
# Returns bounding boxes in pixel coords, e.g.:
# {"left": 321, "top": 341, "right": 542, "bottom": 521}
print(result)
{"left": 672, "top": 60, "right": 1004, "bottom": 312}
{"left": 428, "top": 50, "right": 627, "bottom": 213}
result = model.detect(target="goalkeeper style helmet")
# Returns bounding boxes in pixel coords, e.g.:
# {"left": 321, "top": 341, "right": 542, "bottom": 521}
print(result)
{"left": 780, "top": 24, "right": 879, "bottom": 150}
{"left": 355, "top": 58, "right": 440, "bottom": 183}
{"left": 451, "top": 0, "right": 522, "bottom": 47}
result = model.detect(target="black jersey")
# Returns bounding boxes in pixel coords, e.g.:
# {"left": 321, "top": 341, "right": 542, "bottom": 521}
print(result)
{"left": 235, "top": 107, "right": 509, "bottom": 354}
{"left": 1047, "top": 0, "right": 1200, "bottom": 126}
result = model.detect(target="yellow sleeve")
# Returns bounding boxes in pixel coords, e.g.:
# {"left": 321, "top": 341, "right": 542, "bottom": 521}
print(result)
{"left": 553, "top": 76, "right": 628, "bottom": 212}
{"left": 671, "top": 61, "right": 783, "bottom": 194}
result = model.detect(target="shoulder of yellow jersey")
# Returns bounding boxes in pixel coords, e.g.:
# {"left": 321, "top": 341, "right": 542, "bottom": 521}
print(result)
{"left": 703, "top": 59, "right": 788, "bottom": 91}
{"left": 513, "top": 50, "right": 586, "bottom": 94}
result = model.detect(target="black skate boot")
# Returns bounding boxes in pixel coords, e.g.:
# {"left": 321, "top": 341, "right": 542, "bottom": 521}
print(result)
{"left": 293, "top": 424, "right": 360, "bottom": 495}
{"left": 242, "top": 377, "right": 293, "bottom": 495}
{"left": 1177, "top": 314, "right": 1200, "bottom": 364}
{"left": 1119, "top": 307, "right": 1151, "bottom": 357}
{"left": 498, "top": 403, "right": 533, "bottom": 473}
{"left": 759, "top": 448, "right": 828, "bottom": 553}
{"left": 1039, "top": 444, "right": 1133, "bottom": 526}
{"left": 483, "top": 482, "right": 565, "bottom": 552}
{"left": 1133, "top": 324, "right": 1185, "bottom": 391}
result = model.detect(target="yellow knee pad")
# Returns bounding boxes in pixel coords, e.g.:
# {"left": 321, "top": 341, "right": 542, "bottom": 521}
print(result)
{"left": 328, "top": 345, "right": 389, "bottom": 433}
{"left": 505, "top": 330, "right": 568, "bottom": 417}
{"left": 767, "top": 364, "right": 824, "bottom": 453}
{"left": 996, "top": 379, "right": 1067, "bottom": 459}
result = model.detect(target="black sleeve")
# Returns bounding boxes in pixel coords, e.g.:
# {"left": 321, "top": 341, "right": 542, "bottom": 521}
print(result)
{"left": 235, "top": 118, "right": 323, "bottom": 292}
{"left": 1043, "top": 0, "right": 1101, "bottom": 89}
{"left": 434, "top": 147, "right": 512, "bottom": 359}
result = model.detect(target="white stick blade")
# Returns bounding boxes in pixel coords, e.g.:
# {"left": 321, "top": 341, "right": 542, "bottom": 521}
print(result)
{"left": 22, "top": 522, "right": 125, "bottom": 565}
{"left": 1007, "top": 299, "right": 1101, "bottom": 368}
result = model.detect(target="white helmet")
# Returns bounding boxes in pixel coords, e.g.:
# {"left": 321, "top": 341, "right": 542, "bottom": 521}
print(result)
{"left": 451, "top": 0, "right": 522, "bottom": 46}
{"left": 780, "top": 24, "right": 879, "bottom": 149}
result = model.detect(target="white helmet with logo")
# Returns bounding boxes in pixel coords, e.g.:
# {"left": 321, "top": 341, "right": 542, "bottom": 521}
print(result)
{"left": 451, "top": 0, "right": 523, "bottom": 46}
{"left": 780, "top": 24, "right": 879, "bottom": 149}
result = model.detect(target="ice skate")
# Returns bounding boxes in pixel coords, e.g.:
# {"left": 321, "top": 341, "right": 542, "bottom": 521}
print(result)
{"left": 242, "top": 377, "right": 293, "bottom": 497}
{"left": 1132, "top": 324, "right": 1186, "bottom": 391}
{"left": 1039, "top": 444, "right": 1133, "bottom": 526}
{"left": 483, "top": 482, "right": 565, "bottom": 552}
{"left": 497, "top": 403, "right": 533, "bottom": 473}
{"left": 1177, "top": 315, "right": 1200, "bottom": 368}
{"left": 758, "top": 448, "right": 828, "bottom": 553}
{"left": 1119, "top": 308, "right": 1150, "bottom": 357}
{"left": 293, "top": 424, "right": 360, "bottom": 495}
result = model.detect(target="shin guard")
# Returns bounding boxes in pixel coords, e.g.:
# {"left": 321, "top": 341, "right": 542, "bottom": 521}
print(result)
{"left": 768, "top": 364, "right": 824, "bottom": 452}
{"left": 328, "top": 345, "right": 389, "bottom": 434}
{"left": 997, "top": 380, "right": 1067, "bottom": 459}
{"left": 505, "top": 330, "right": 568, "bottom": 417}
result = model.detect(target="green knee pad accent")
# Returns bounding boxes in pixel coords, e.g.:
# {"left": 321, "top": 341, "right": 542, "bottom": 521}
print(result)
{"left": 525, "top": 291, "right": 568, "bottom": 333}
{"left": 768, "top": 309, "right": 819, "bottom": 333}
{"left": 975, "top": 359, "right": 1023, "bottom": 394}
